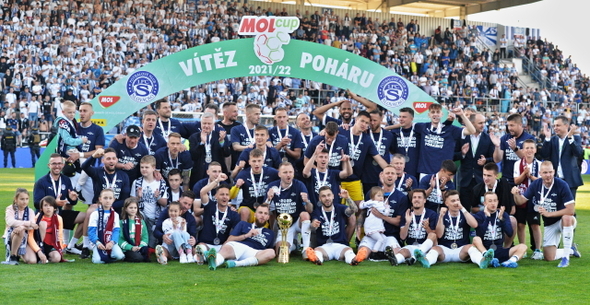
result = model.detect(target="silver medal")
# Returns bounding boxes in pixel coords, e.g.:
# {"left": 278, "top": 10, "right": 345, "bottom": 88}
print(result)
{"left": 533, "top": 205, "right": 540, "bottom": 212}
{"left": 205, "top": 155, "right": 212, "bottom": 163}
{"left": 490, "top": 244, "right": 497, "bottom": 250}
{"left": 451, "top": 242, "right": 457, "bottom": 249}
{"left": 327, "top": 238, "right": 333, "bottom": 244}
{"left": 213, "top": 238, "right": 220, "bottom": 245}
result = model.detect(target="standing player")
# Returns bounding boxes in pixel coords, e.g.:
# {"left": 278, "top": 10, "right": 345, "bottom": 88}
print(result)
{"left": 139, "top": 110, "right": 167, "bottom": 155}
{"left": 413, "top": 191, "right": 478, "bottom": 268}
{"left": 153, "top": 98, "right": 183, "bottom": 142}
{"left": 389, "top": 107, "right": 420, "bottom": 178}
{"left": 206, "top": 204, "right": 276, "bottom": 270}
{"left": 361, "top": 109, "right": 396, "bottom": 194}
{"left": 491, "top": 113, "right": 534, "bottom": 186}
{"left": 233, "top": 149, "right": 279, "bottom": 223}
{"left": 302, "top": 144, "right": 352, "bottom": 208}
{"left": 305, "top": 187, "right": 359, "bottom": 265}
{"left": 471, "top": 192, "right": 527, "bottom": 268}
{"left": 154, "top": 132, "right": 193, "bottom": 189}
{"left": 304, "top": 121, "right": 350, "bottom": 171}
{"left": 231, "top": 104, "right": 261, "bottom": 168}
{"left": 188, "top": 112, "right": 230, "bottom": 186}
{"left": 265, "top": 162, "right": 313, "bottom": 258}
{"left": 269, "top": 107, "right": 303, "bottom": 164}
{"left": 390, "top": 154, "right": 417, "bottom": 196}
{"left": 512, "top": 161, "right": 580, "bottom": 267}
{"left": 418, "top": 160, "right": 456, "bottom": 212}
{"left": 109, "top": 125, "right": 149, "bottom": 184}
{"left": 232, "top": 126, "right": 281, "bottom": 179}
{"left": 294, "top": 113, "right": 317, "bottom": 178}
{"left": 414, "top": 105, "right": 475, "bottom": 178}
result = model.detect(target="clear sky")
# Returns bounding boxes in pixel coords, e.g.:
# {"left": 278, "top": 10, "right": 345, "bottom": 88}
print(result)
{"left": 469, "top": 0, "right": 587, "bottom": 74}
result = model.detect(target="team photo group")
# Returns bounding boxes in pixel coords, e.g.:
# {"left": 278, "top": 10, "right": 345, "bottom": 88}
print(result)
{"left": 3, "top": 92, "right": 582, "bottom": 270}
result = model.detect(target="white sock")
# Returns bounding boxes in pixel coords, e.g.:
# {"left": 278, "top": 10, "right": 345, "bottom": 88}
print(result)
{"left": 344, "top": 249, "right": 355, "bottom": 264}
{"left": 562, "top": 226, "right": 574, "bottom": 256}
{"left": 554, "top": 249, "right": 568, "bottom": 260}
{"left": 419, "top": 239, "right": 433, "bottom": 253}
{"left": 468, "top": 246, "right": 483, "bottom": 265}
{"left": 509, "top": 255, "right": 519, "bottom": 263}
{"left": 426, "top": 250, "right": 438, "bottom": 265}
{"left": 235, "top": 257, "right": 258, "bottom": 267}
{"left": 215, "top": 254, "right": 225, "bottom": 267}
{"left": 68, "top": 237, "right": 79, "bottom": 249}
{"left": 395, "top": 253, "right": 405, "bottom": 264}
{"left": 301, "top": 220, "right": 311, "bottom": 249}
{"left": 83, "top": 236, "right": 90, "bottom": 248}
{"left": 197, "top": 244, "right": 207, "bottom": 254}
{"left": 315, "top": 250, "right": 324, "bottom": 263}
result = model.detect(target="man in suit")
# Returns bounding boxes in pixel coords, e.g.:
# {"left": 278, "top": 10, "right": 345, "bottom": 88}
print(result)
{"left": 455, "top": 113, "right": 495, "bottom": 211}
{"left": 541, "top": 116, "right": 583, "bottom": 198}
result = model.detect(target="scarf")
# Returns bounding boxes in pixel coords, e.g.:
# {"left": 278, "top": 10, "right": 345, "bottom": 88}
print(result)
{"left": 517, "top": 159, "right": 539, "bottom": 209}
{"left": 4, "top": 205, "right": 30, "bottom": 260}
{"left": 122, "top": 216, "right": 142, "bottom": 246}
{"left": 97, "top": 207, "right": 115, "bottom": 263}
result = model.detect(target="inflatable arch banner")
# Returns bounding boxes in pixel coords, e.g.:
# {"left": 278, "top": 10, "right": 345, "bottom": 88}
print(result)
{"left": 35, "top": 16, "right": 437, "bottom": 179}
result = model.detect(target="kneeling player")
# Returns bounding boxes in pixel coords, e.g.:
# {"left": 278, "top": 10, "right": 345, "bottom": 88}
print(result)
{"left": 470, "top": 192, "right": 527, "bottom": 268}
{"left": 305, "top": 186, "right": 358, "bottom": 265}
{"left": 414, "top": 191, "right": 478, "bottom": 268}
{"left": 206, "top": 203, "right": 275, "bottom": 270}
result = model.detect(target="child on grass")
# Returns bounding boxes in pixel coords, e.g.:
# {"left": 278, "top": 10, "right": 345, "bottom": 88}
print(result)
{"left": 156, "top": 202, "right": 195, "bottom": 264}
{"left": 131, "top": 155, "right": 168, "bottom": 249}
{"left": 119, "top": 197, "right": 150, "bottom": 262}
{"left": 2, "top": 188, "right": 38, "bottom": 265}
{"left": 359, "top": 187, "right": 390, "bottom": 253}
{"left": 28, "top": 196, "right": 66, "bottom": 263}
{"left": 88, "top": 189, "right": 124, "bottom": 264}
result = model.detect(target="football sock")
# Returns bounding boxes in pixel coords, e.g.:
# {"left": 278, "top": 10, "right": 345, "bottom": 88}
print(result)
{"left": 64, "top": 229, "right": 72, "bottom": 243}
{"left": 420, "top": 239, "right": 433, "bottom": 253}
{"left": 562, "top": 226, "right": 574, "bottom": 256}
{"left": 509, "top": 255, "right": 519, "bottom": 263}
{"left": 68, "top": 237, "right": 79, "bottom": 249}
{"left": 468, "top": 246, "right": 483, "bottom": 265}
{"left": 215, "top": 254, "right": 225, "bottom": 267}
{"left": 83, "top": 236, "right": 90, "bottom": 248}
{"left": 315, "top": 250, "right": 324, "bottom": 263}
{"left": 344, "top": 249, "right": 355, "bottom": 264}
{"left": 235, "top": 257, "right": 258, "bottom": 267}
{"left": 426, "top": 250, "right": 438, "bottom": 265}
{"left": 395, "top": 253, "right": 405, "bottom": 264}
{"left": 554, "top": 249, "right": 568, "bottom": 260}
{"left": 301, "top": 220, "right": 311, "bottom": 249}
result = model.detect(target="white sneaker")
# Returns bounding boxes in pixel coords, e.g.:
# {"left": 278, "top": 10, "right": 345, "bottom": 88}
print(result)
{"left": 65, "top": 247, "right": 82, "bottom": 255}
{"left": 195, "top": 246, "right": 205, "bottom": 265}
{"left": 179, "top": 254, "right": 188, "bottom": 264}
{"left": 155, "top": 245, "right": 167, "bottom": 265}
{"left": 531, "top": 250, "right": 544, "bottom": 260}
{"left": 187, "top": 253, "right": 196, "bottom": 263}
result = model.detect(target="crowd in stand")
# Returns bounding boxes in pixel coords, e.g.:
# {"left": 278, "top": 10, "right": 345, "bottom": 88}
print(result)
{"left": 0, "top": 0, "right": 589, "bottom": 150}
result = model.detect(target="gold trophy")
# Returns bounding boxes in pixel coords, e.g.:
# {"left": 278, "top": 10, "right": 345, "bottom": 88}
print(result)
{"left": 277, "top": 213, "right": 293, "bottom": 263}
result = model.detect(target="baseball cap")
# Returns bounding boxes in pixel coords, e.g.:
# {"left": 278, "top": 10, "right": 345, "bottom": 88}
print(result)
{"left": 126, "top": 125, "right": 141, "bottom": 137}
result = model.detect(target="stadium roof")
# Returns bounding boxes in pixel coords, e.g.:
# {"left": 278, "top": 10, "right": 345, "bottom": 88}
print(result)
{"left": 260, "top": 0, "right": 542, "bottom": 18}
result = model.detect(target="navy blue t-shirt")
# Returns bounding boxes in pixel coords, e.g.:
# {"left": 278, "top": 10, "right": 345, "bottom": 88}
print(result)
{"left": 400, "top": 208, "right": 438, "bottom": 245}
{"left": 268, "top": 125, "right": 304, "bottom": 163}
{"left": 154, "top": 147, "right": 194, "bottom": 180}
{"left": 230, "top": 221, "right": 275, "bottom": 250}
{"left": 307, "top": 168, "right": 341, "bottom": 208}
{"left": 77, "top": 123, "right": 105, "bottom": 153}
{"left": 141, "top": 133, "right": 167, "bottom": 155}
{"left": 522, "top": 178, "right": 574, "bottom": 226}
{"left": 267, "top": 179, "right": 309, "bottom": 221}
{"left": 438, "top": 212, "right": 472, "bottom": 248}
{"left": 311, "top": 203, "right": 350, "bottom": 246}
{"left": 415, "top": 122, "right": 463, "bottom": 175}
{"left": 199, "top": 202, "right": 240, "bottom": 245}
{"left": 305, "top": 134, "right": 349, "bottom": 170}
{"left": 473, "top": 210, "right": 512, "bottom": 249}
{"left": 341, "top": 129, "right": 380, "bottom": 181}
{"left": 419, "top": 173, "right": 456, "bottom": 211}
{"left": 362, "top": 128, "right": 396, "bottom": 184}
{"left": 237, "top": 146, "right": 282, "bottom": 169}
{"left": 394, "top": 173, "right": 418, "bottom": 196}
{"left": 81, "top": 157, "right": 130, "bottom": 212}
{"left": 108, "top": 139, "right": 149, "bottom": 183}
{"left": 235, "top": 167, "right": 279, "bottom": 210}
{"left": 499, "top": 131, "right": 535, "bottom": 184}
{"left": 391, "top": 126, "right": 420, "bottom": 177}
{"left": 153, "top": 117, "right": 183, "bottom": 140}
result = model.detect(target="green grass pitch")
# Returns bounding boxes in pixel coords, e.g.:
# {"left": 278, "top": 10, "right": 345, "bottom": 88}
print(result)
{"left": 1, "top": 169, "right": 589, "bottom": 304}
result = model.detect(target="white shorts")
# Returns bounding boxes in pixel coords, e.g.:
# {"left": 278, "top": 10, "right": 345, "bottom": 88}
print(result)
{"left": 274, "top": 222, "right": 301, "bottom": 248}
{"left": 204, "top": 243, "right": 222, "bottom": 252}
{"left": 317, "top": 242, "right": 350, "bottom": 261}
{"left": 544, "top": 217, "right": 577, "bottom": 247}
{"left": 226, "top": 241, "right": 259, "bottom": 261}
{"left": 402, "top": 244, "right": 419, "bottom": 257}
{"left": 359, "top": 236, "right": 400, "bottom": 252}
{"left": 70, "top": 171, "right": 95, "bottom": 205}
{"left": 439, "top": 245, "right": 467, "bottom": 263}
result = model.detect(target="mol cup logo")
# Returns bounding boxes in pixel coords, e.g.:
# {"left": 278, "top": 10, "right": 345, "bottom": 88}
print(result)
{"left": 239, "top": 16, "right": 300, "bottom": 64}
{"left": 126, "top": 71, "right": 160, "bottom": 104}
{"left": 413, "top": 102, "right": 433, "bottom": 114}
{"left": 98, "top": 96, "right": 120, "bottom": 108}
{"left": 376, "top": 76, "right": 409, "bottom": 109}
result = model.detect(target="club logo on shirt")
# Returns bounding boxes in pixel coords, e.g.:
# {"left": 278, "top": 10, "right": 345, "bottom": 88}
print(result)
{"left": 377, "top": 76, "right": 409, "bottom": 108}
{"left": 98, "top": 96, "right": 121, "bottom": 108}
{"left": 126, "top": 71, "right": 159, "bottom": 104}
